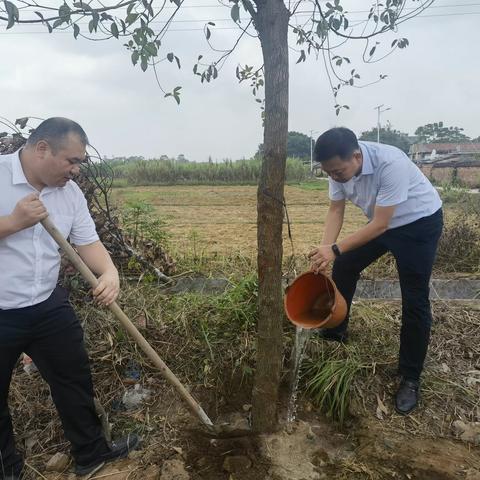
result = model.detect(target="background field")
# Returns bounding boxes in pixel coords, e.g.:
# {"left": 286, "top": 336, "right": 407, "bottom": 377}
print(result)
{"left": 111, "top": 181, "right": 366, "bottom": 258}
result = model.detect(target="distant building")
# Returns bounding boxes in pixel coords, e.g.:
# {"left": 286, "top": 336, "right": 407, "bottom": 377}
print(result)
{"left": 410, "top": 143, "right": 480, "bottom": 161}
{"left": 417, "top": 154, "right": 480, "bottom": 188}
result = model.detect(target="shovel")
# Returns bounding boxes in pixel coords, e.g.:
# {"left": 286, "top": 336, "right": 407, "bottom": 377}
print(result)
{"left": 41, "top": 216, "right": 252, "bottom": 439}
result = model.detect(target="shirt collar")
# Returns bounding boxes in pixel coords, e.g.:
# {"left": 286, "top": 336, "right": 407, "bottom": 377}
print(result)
{"left": 356, "top": 143, "right": 373, "bottom": 177}
{"left": 11, "top": 149, "right": 60, "bottom": 195}
{"left": 12, "top": 149, "right": 29, "bottom": 185}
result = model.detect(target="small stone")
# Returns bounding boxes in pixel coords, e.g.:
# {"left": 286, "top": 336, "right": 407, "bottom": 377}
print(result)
{"left": 144, "top": 464, "right": 161, "bottom": 480}
{"left": 306, "top": 426, "right": 316, "bottom": 440}
{"left": 45, "top": 452, "right": 69, "bottom": 472}
{"left": 196, "top": 457, "right": 209, "bottom": 468}
{"left": 172, "top": 446, "right": 184, "bottom": 457}
{"left": 452, "top": 420, "right": 467, "bottom": 435}
{"left": 129, "top": 450, "right": 143, "bottom": 460}
{"left": 312, "top": 449, "right": 331, "bottom": 467}
{"left": 228, "top": 412, "right": 250, "bottom": 431}
{"left": 453, "top": 420, "right": 480, "bottom": 445}
{"left": 242, "top": 404, "right": 252, "bottom": 412}
{"left": 122, "top": 384, "right": 151, "bottom": 410}
{"left": 223, "top": 455, "right": 252, "bottom": 473}
{"left": 134, "top": 314, "right": 147, "bottom": 329}
{"left": 466, "top": 469, "right": 480, "bottom": 480}
{"left": 160, "top": 459, "right": 190, "bottom": 480}
{"left": 441, "top": 363, "right": 450, "bottom": 373}
{"left": 383, "top": 437, "right": 396, "bottom": 450}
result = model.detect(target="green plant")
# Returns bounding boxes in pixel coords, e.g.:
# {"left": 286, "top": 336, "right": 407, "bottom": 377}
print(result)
{"left": 107, "top": 157, "right": 309, "bottom": 186}
{"left": 304, "top": 347, "right": 363, "bottom": 424}
{"left": 121, "top": 200, "right": 169, "bottom": 248}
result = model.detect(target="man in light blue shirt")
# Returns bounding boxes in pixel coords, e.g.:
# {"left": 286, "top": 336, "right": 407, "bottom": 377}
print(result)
{"left": 309, "top": 127, "right": 443, "bottom": 415}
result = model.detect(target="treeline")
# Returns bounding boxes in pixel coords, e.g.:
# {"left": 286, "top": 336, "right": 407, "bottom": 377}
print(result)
{"left": 106, "top": 157, "right": 310, "bottom": 186}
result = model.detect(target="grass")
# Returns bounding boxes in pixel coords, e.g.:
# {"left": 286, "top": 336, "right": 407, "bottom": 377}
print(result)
{"left": 304, "top": 348, "right": 363, "bottom": 424}
{"left": 111, "top": 184, "right": 365, "bottom": 276}
{"left": 301, "top": 301, "right": 480, "bottom": 436}
{"left": 112, "top": 184, "right": 480, "bottom": 278}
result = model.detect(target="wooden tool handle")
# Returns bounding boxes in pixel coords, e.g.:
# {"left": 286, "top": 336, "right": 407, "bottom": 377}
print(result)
{"left": 41, "top": 216, "right": 214, "bottom": 429}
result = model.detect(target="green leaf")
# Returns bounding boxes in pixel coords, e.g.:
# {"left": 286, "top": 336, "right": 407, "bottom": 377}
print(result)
{"left": 52, "top": 18, "right": 64, "bottom": 29}
{"left": 15, "top": 117, "right": 28, "bottom": 129}
{"left": 369, "top": 46, "right": 376, "bottom": 57}
{"left": 73, "top": 1, "right": 92, "bottom": 10}
{"left": 175, "top": 55, "right": 181, "bottom": 69}
{"left": 206, "top": 26, "right": 211, "bottom": 40}
{"left": 231, "top": 3, "right": 240, "bottom": 23}
{"left": 111, "top": 22, "right": 119, "bottom": 38}
{"left": 167, "top": 52, "right": 174, "bottom": 62}
{"left": 59, "top": 4, "right": 71, "bottom": 18}
{"left": 73, "top": 23, "right": 80, "bottom": 38}
{"left": 131, "top": 50, "right": 140, "bottom": 65}
{"left": 4, "top": 0, "right": 19, "bottom": 30}
{"left": 141, "top": 55, "right": 148, "bottom": 72}
{"left": 296, "top": 49, "right": 306, "bottom": 64}
{"left": 331, "top": 18, "right": 341, "bottom": 30}
{"left": 142, "top": 0, "right": 153, "bottom": 16}
{"left": 144, "top": 42, "right": 157, "bottom": 56}
{"left": 126, "top": 13, "right": 139, "bottom": 25}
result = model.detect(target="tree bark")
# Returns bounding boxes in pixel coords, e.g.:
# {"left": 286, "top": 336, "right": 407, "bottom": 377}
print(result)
{"left": 251, "top": 0, "right": 289, "bottom": 433}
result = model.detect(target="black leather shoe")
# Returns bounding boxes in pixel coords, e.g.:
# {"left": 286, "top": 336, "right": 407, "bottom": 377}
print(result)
{"left": 1, "top": 460, "right": 24, "bottom": 479}
{"left": 75, "top": 433, "right": 140, "bottom": 476}
{"left": 317, "top": 329, "right": 348, "bottom": 343}
{"left": 395, "top": 378, "right": 419, "bottom": 415}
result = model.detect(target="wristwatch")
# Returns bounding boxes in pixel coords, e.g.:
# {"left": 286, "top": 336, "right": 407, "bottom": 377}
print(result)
{"left": 331, "top": 243, "right": 341, "bottom": 257}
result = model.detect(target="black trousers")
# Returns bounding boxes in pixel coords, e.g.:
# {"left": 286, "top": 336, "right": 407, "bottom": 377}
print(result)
{"left": 331, "top": 209, "right": 443, "bottom": 381}
{"left": 0, "top": 287, "right": 108, "bottom": 476}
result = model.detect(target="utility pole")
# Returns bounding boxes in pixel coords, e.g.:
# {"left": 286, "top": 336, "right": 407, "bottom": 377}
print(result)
{"left": 310, "top": 129, "right": 318, "bottom": 174}
{"left": 374, "top": 105, "right": 391, "bottom": 143}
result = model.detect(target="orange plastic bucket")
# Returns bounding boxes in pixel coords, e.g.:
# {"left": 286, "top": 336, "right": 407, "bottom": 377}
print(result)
{"left": 284, "top": 271, "right": 347, "bottom": 329}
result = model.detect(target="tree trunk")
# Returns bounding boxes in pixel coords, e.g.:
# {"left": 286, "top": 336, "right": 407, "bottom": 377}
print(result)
{"left": 252, "top": 0, "right": 289, "bottom": 433}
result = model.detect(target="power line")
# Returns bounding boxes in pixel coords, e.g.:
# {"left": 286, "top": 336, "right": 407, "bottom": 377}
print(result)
{"left": 8, "top": 1, "right": 480, "bottom": 12}
{"left": 1, "top": 8, "right": 479, "bottom": 33}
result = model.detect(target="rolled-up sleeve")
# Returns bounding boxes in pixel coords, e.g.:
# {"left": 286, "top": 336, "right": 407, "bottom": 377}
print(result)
{"left": 375, "top": 156, "right": 409, "bottom": 207}
{"left": 70, "top": 185, "right": 99, "bottom": 246}
{"left": 328, "top": 178, "right": 345, "bottom": 201}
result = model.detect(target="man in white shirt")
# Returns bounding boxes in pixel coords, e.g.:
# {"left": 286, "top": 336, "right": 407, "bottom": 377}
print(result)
{"left": 309, "top": 127, "right": 443, "bottom": 415}
{"left": 0, "top": 118, "right": 138, "bottom": 480}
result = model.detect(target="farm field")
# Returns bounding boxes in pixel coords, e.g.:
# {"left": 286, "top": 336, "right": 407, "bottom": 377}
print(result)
{"left": 111, "top": 182, "right": 367, "bottom": 258}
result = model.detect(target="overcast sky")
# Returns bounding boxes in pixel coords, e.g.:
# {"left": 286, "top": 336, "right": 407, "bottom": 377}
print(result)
{"left": 1, "top": 1, "right": 478, "bottom": 161}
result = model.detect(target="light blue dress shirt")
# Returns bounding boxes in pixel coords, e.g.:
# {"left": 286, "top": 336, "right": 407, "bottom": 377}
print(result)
{"left": 328, "top": 141, "right": 442, "bottom": 229}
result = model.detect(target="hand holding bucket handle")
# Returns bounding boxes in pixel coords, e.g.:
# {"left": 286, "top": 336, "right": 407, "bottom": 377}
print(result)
{"left": 284, "top": 271, "right": 347, "bottom": 329}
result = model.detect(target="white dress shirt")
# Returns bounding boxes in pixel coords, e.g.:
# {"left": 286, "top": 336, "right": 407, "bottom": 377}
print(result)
{"left": 328, "top": 141, "right": 442, "bottom": 229}
{"left": 0, "top": 150, "right": 99, "bottom": 309}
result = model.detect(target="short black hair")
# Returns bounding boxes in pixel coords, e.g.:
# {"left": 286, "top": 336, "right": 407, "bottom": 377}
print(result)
{"left": 313, "top": 127, "right": 359, "bottom": 163}
{"left": 26, "top": 117, "right": 89, "bottom": 154}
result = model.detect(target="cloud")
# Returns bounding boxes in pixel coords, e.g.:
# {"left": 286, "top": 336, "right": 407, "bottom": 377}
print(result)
{"left": 1, "top": 3, "right": 479, "bottom": 160}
